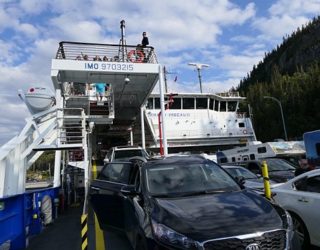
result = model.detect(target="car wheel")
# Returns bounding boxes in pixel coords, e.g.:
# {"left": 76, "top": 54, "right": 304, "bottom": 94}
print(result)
{"left": 291, "top": 213, "right": 310, "bottom": 249}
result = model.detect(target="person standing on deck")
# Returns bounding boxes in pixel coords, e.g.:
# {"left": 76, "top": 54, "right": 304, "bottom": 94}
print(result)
{"left": 141, "top": 31, "right": 149, "bottom": 47}
{"left": 94, "top": 83, "right": 107, "bottom": 101}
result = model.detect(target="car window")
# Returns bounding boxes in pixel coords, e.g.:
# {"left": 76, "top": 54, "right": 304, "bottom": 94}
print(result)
{"left": 296, "top": 175, "right": 320, "bottom": 193}
{"left": 306, "top": 176, "right": 320, "bottom": 193}
{"left": 265, "top": 158, "right": 296, "bottom": 171}
{"left": 99, "top": 163, "right": 133, "bottom": 184}
{"left": 145, "top": 162, "right": 240, "bottom": 196}
{"left": 114, "top": 149, "right": 147, "bottom": 159}
{"left": 225, "top": 167, "right": 258, "bottom": 180}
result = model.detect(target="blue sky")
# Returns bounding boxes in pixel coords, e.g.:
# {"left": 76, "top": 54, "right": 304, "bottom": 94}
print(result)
{"left": 0, "top": 0, "right": 319, "bottom": 146}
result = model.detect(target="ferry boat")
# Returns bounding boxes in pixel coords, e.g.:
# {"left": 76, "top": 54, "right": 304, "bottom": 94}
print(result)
{"left": 0, "top": 20, "right": 256, "bottom": 249}
{"left": 143, "top": 91, "right": 256, "bottom": 151}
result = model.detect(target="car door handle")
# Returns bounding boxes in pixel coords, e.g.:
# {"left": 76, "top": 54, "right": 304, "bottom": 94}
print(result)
{"left": 298, "top": 198, "right": 308, "bottom": 203}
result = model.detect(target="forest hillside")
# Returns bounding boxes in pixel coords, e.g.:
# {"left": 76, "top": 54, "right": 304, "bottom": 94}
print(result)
{"left": 237, "top": 16, "right": 320, "bottom": 142}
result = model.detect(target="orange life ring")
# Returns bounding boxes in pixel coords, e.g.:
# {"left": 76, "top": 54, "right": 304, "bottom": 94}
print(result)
{"left": 128, "top": 50, "right": 144, "bottom": 63}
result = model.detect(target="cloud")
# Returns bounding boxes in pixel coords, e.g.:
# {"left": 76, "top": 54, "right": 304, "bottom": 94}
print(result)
{"left": 0, "top": 94, "right": 29, "bottom": 146}
{"left": 253, "top": 15, "right": 309, "bottom": 39}
{"left": 269, "top": 0, "right": 320, "bottom": 16}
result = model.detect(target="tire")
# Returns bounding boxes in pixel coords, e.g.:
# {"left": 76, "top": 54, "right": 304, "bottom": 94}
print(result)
{"left": 290, "top": 213, "right": 310, "bottom": 250}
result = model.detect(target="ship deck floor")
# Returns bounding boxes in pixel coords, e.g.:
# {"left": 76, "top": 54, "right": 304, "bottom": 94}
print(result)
{"left": 26, "top": 205, "right": 132, "bottom": 250}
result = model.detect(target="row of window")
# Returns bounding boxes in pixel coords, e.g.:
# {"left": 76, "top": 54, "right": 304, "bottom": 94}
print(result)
{"left": 146, "top": 97, "right": 238, "bottom": 112}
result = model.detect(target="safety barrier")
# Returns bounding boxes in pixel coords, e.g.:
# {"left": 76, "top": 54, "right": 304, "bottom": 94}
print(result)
{"left": 0, "top": 188, "right": 59, "bottom": 250}
{"left": 261, "top": 161, "right": 272, "bottom": 199}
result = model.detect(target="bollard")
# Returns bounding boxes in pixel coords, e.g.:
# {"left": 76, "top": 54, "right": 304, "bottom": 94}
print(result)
{"left": 54, "top": 198, "right": 59, "bottom": 219}
{"left": 261, "top": 160, "right": 272, "bottom": 199}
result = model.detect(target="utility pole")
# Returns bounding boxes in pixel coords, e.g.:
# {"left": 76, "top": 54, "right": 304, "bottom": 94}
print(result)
{"left": 188, "top": 63, "right": 209, "bottom": 93}
{"left": 263, "top": 96, "right": 288, "bottom": 141}
{"left": 163, "top": 66, "right": 177, "bottom": 93}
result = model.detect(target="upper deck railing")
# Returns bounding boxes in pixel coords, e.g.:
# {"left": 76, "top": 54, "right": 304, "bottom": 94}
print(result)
{"left": 55, "top": 41, "right": 158, "bottom": 64}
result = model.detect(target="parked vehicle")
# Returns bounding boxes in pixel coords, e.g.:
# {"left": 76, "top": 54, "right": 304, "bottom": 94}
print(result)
{"left": 103, "top": 146, "right": 149, "bottom": 163}
{"left": 272, "top": 169, "right": 320, "bottom": 249}
{"left": 217, "top": 141, "right": 305, "bottom": 166}
{"left": 222, "top": 165, "right": 282, "bottom": 194}
{"left": 90, "top": 155, "right": 296, "bottom": 250}
{"left": 303, "top": 130, "right": 320, "bottom": 166}
{"left": 237, "top": 158, "right": 296, "bottom": 183}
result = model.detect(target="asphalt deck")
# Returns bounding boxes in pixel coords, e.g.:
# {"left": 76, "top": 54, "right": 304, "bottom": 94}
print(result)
{"left": 26, "top": 205, "right": 132, "bottom": 250}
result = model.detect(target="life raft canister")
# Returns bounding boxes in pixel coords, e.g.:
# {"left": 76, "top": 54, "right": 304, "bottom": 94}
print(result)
{"left": 128, "top": 50, "right": 144, "bottom": 63}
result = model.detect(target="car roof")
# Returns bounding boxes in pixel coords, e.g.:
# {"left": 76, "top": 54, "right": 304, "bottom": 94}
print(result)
{"left": 113, "top": 146, "right": 143, "bottom": 151}
{"left": 144, "top": 155, "right": 210, "bottom": 169}
{"left": 222, "top": 165, "right": 247, "bottom": 170}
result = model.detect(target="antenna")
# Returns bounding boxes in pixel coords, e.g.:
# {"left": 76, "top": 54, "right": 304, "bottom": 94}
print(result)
{"left": 119, "top": 20, "right": 127, "bottom": 62}
{"left": 163, "top": 66, "right": 177, "bottom": 93}
{"left": 188, "top": 63, "right": 209, "bottom": 93}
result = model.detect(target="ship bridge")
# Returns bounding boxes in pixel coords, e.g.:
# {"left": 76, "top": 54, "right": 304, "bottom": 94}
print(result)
{"left": 52, "top": 41, "right": 159, "bottom": 126}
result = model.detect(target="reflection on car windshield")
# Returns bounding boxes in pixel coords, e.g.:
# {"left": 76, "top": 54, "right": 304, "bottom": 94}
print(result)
{"left": 225, "top": 167, "right": 258, "bottom": 180}
{"left": 146, "top": 162, "right": 240, "bottom": 196}
{"left": 265, "top": 158, "right": 296, "bottom": 171}
{"left": 114, "top": 150, "right": 145, "bottom": 159}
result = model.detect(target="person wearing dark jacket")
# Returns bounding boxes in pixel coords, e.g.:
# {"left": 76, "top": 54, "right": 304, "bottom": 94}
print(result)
{"left": 295, "top": 158, "right": 315, "bottom": 176}
{"left": 141, "top": 32, "right": 149, "bottom": 47}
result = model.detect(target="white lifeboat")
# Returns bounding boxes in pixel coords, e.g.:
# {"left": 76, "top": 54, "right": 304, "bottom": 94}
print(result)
{"left": 24, "top": 87, "right": 55, "bottom": 114}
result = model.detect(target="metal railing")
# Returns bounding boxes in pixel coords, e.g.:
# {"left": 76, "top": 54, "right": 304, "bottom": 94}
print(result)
{"left": 56, "top": 41, "right": 158, "bottom": 64}
{"left": 57, "top": 108, "right": 85, "bottom": 145}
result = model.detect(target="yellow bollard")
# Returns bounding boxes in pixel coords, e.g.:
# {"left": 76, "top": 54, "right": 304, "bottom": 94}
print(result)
{"left": 91, "top": 160, "right": 105, "bottom": 250}
{"left": 261, "top": 160, "right": 272, "bottom": 199}
{"left": 92, "top": 160, "right": 98, "bottom": 180}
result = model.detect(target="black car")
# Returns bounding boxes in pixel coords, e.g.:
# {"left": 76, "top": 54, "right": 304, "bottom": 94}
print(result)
{"left": 238, "top": 158, "right": 296, "bottom": 183}
{"left": 90, "top": 155, "right": 296, "bottom": 250}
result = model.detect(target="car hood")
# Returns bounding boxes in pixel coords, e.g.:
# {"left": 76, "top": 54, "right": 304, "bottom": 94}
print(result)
{"left": 150, "top": 190, "right": 283, "bottom": 242}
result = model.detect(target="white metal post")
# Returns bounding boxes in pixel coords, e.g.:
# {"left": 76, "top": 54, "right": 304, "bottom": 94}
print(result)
{"left": 54, "top": 89, "right": 62, "bottom": 187}
{"left": 141, "top": 106, "right": 146, "bottom": 149}
{"left": 130, "top": 129, "right": 133, "bottom": 146}
{"left": 159, "top": 65, "right": 168, "bottom": 156}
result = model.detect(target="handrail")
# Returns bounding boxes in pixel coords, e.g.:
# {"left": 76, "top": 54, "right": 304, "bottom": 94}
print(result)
{"left": 56, "top": 41, "right": 158, "bottom": 64}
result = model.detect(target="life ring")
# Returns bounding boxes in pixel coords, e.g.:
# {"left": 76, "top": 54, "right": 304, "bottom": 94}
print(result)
{"left": 128, "top": 50, "right": 144, "bottom": 63}
{"left": 243, "top": 130, "right": 248, "bottom": 134}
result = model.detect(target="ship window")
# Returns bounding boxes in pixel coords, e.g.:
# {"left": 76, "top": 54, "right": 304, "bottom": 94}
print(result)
{"left": 228, "top": 101, "right": 237, "bottom": 112}
{"left": 146, "top": 98, "right": 153, "bottom": 109}
{"left": 220, "top": 101, "right": 226, "bottom": 112}
{"left": 183, "top": 98, "right": 195, "bottom": 109}
{"left": 210, "top": 99, "right": 214, "bottom": 110}
{"left": 238, "top": 123, "right": 245, "bottom": 128}
{"left": 154, "top": 98, "right": 160, "bottom": 109}
{"left": 196, "top": 98, "right": 207, "bottom": 109}
{"left": 257, "top": 147, "right": 267, "bottom": 153}
{"left": 250, "top": 154, "right": 255, "bottom": 160}
{"left": 219, "top": 157, "right": 228, "bottom": 163}
{"left": 214, "top": 100, "right": 219, "bottom": 111}
{"left": 170, "top": 98, "right": 181, "bottom": 109}
{"left": 231, "top": 157, "right": 236, "bottom": 162}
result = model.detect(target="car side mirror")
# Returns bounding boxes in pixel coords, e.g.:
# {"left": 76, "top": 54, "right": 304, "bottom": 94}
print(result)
{"left": 121, "top": 185, "right": 139, "bottom": 196}
{"left": 235, "top": 176, "right": 246, "bottom": 186}
{"left": 104, "top": 158, "right": 110, "bottom": 164}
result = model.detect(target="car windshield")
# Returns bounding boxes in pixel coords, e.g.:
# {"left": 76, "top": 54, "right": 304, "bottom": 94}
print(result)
{"left": 265, "top": 158, "right": 296, "bottom": 171}
{"left": 114, "top": 149, "right": 147, "bottom": 159}
{"left": 225, "top": 167, "right": 258, "bottom": 180}
{"left": 145, "top": 162, "right": 240, "bottom": 197}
